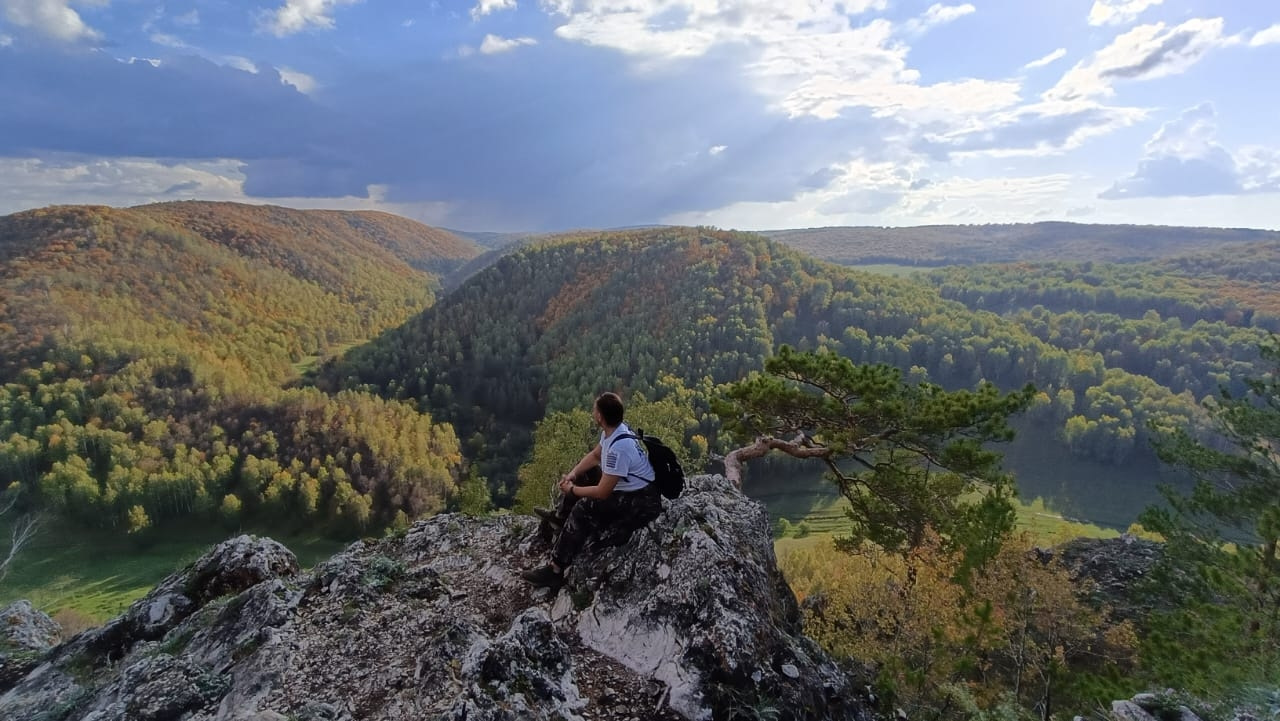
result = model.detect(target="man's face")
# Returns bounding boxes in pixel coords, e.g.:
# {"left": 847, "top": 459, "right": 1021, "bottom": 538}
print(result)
{"left": 591, "top": 404, "right": 603, "bottom": 428}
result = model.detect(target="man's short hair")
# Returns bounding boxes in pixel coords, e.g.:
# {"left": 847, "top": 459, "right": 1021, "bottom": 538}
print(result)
{"left": 595, "top": 392, "right": 625, "bottom": 427}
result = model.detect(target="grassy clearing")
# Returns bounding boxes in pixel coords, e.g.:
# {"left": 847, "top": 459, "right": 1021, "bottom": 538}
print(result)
{"left": 751, "top": 458, "right": 1124, "bottom": 554}
{"left": 771, "top": 494, "right": 1119, "bottom": 554}
{"left": 0, "top": 518, "right": 347, "bottom": 623}
{"left": 291, "top": 341, "right": 360, "bottom": 379}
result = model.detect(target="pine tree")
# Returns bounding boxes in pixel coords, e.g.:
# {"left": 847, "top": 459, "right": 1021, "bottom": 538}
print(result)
{"left": 714, "top": 346, "right": 1035, "bottom": 571}
{"left": 1140, "top": 336, "right": 1280, "bottom": 694}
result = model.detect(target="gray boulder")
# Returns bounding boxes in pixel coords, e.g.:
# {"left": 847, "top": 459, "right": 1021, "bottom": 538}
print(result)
{"left": 0, "top": 600, "right": 62, "bottom": 691}
{"left": 0, "top": 476, "right": 872, "bottom": 721}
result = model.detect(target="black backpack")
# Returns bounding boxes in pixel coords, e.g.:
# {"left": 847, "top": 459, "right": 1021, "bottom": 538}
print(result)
{"left": 615, "top": 431, "right": 685, "bottom": 499}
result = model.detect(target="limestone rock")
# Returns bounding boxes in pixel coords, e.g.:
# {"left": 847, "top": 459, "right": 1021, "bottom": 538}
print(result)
{"left": 0, "top": 476, "right": 872, "bottom": 721}
{"left": 0, "top": 600, "right": 62, "bottom": 692}
{"left": 1, "top": 601, "right": 61, "bottom": 652}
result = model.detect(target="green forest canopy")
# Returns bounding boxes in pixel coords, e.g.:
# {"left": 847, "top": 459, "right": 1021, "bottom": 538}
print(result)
{"left": 0, "top": 203, "right": 478, "bottom": 536}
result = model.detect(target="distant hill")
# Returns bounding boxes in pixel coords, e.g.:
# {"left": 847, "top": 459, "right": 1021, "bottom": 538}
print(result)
{"left": 328, "top": 226, "right": 1261, "bottom": 520}
{"left": 763, "top": 222, "right": 1280, "bottom": 266}
{"left": 441, "top": 228, "right": 536, "bottom": 250}
{"left": 0, "top": 202, "right": 476, "bottom": 537}
{"left": 0, "top": 202, "right": 480, "bottom": 380}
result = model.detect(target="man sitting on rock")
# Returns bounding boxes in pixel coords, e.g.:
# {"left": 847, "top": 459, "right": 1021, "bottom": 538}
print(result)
{"left": 522, "top": 392, "right": 662, "bottom": 589}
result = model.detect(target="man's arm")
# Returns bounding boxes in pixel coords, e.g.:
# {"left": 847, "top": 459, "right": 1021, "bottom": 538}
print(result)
{"left": 565, "top": 473, "right": 619, "bottom": 500}
{"left": 563, "top": 445, "right": 602, "bottom": 484}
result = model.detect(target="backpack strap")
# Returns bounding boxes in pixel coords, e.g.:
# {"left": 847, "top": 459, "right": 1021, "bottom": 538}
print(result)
{"left": 608, "top": 432, "right": 654, "bottom": 485}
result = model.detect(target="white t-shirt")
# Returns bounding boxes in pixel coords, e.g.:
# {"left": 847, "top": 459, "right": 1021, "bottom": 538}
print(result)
{"left": 600, "top": 422, "right": 655, "bottom": 492}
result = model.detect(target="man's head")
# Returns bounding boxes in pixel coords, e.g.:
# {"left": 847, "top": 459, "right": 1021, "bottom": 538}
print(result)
{"left": 594, "top": 392, "right": 625, "bottom": 428}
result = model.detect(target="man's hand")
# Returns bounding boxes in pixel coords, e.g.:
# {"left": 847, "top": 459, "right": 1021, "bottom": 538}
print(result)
{"left": 558, "top": 475, "right": 574, "bottom": 493}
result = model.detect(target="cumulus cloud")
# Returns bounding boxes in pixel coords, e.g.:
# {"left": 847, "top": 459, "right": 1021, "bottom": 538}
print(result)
{"left": 541, "top": 0, "right": 1015, "bottom": 123}
{"left": 1087, "top": 0, "right": 1163, "bottom": 27}
{"left": 1024, "top": 48, "right": 1066, "bottom": 70}
{"left": 708, "top": 145, "right": 726, "bottom": 156}
{"left": 173, "top": 9, "right": 199, "bottom": 26}
{"left": 918, "top": 101, "right": 1146, "bottom": 159}
{"left": 262, "top": 0, "right": 361, "bottom": 37}
{"left": 471, "top": 0, "right": 515, "bottom": 20}
{"left": 0, "top": 156, "right": 244, "bottom": 213}
{"left": 1048, "top": 18, "right": 1230, "bottom": 101}
{"left": 479, "top": 34, "right": 536, "bottom": 54}
{"left": 0, "top": 34, "right": 12, "bottom": 47}
{"left": 903, "top": 3, "right": 975, "bottom": 35}
{"left": 666, "top": 167, "right": 1077, "bottom": 229}
{"left": 150, "top": 32, "right": 188, "bottom": 48}
{"left": 1101, "top": 103, "right": 1280, "bottom": 199}
{"left": 2, "top": 0, "right": 102, "bottom": 42}
{"left": 163, "top": 180, "right": 202, "bottom": 194}
{"left": 1252, "top": 24, "right": 1280, "bottom": 47}
{"left": 1, "top": 39, "right": 908, "bottom": 228}
{"left": 278, "top": 66, "right": 317, "bottom": 93}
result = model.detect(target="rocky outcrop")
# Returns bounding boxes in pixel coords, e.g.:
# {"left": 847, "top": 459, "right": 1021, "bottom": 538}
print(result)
{"left": 1051, "top": 534, "right": 1178, "bottom": 625}
{"left": 0, "top": 601, "right": 62, "bottom": 691}
{"left": 0, "top": 475, "right": 872, "bottom": 721}
{"left": 1093, "top": 691, "right": 1275, "bottom": 721}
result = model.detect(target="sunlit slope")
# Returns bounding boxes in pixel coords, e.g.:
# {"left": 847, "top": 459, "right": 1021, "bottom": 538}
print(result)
{"left": 765, "top": 222, "right": 1279, "bottom": 266}
{"left": 0, "top": 201, "right": 481, "bottom": 384}
{"left": 332, "top": 226, "right": 1210, "bottom": 508}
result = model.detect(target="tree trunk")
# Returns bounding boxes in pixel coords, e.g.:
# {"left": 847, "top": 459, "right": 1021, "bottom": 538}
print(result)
{"left": 723, "top": 435, "right": 831, "bottom": 488}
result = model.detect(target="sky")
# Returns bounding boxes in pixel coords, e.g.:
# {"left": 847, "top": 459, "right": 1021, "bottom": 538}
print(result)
{"left": 0, "top": 0, "right": 1278, "bottom": 232}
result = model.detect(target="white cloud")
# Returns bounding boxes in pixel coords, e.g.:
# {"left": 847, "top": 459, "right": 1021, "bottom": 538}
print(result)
{"left": 1023, "top": 48, "right": 1066, "bottom": 70}
{"left": 1101, "top": 103, "right": 1280, "bottom": 199}
{"left": 1088, "top": 0, "right": 1164, "bottom": 27}
{"left": 479, "top": 33, "right": 536, "bottom": 54}
{"left": 708, "top": 145, "right": 727, "bottom": 156}
{"left": 2, "top": 0, "right": 103, "bottom": 42}
{"left": 0, "top": 157, "right": 245, "bottom": 213}
{"left": 903, "top": 3, "right": 975, "bottom": 35}
{"left": 150, "top": 32, "right": 188, "bottom": 48}
{"left": 278, "top": 66, "right": 317, "bottom": 94}
{"left": 262, "top": 0, "right": 361, "bottom": 37}
{"left": 919, "top": 99, "right": 1147, "bottom": 159}
{"left": 1251, "top": 24, "right": 1280, "bottom": 47}
{"left": 0, "top": 33, "right": 12, "bottom": 47}
{"left": 472, "top": 0, "right": 515, "bottom": 20}
{"left": 1047, "top": 18, "right": 1230, "bottom": 102}
{"left": 0, "top": 156, "right": 458, "bottom": 226}
{"left": 664, "top": 162, "right": 1078, "bottom": 229}
{"left": 223, "top": 56, "right": 259, "bottom": 73}
{"left": 147, "top": 30, "right": 261, "bottom": 71}
{"left": 173, "top": 9, "right": 199, "bottom": 26}
{"left": 539, "top": 1, "right": 1016, "bottom": 123}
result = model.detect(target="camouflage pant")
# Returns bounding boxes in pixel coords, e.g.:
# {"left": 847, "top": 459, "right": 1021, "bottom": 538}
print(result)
{"left": 551, "top": 468, "right": 662, "bottom": 569}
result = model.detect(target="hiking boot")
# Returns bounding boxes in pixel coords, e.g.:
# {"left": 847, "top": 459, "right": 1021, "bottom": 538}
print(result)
{"left": 520, "top": 564, "right": 563, "bottom": 589}
{"left": 533, "top": 507, "right": 564, "bottom": 530}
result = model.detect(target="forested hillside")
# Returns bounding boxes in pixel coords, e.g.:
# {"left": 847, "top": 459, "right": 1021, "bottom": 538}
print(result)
{"left": 764, "top": 222, "right": 1279, "bottom": 266}
{"left": 330, "top": 226, "right": 1254, "bottom": 512}
{"left": 0, "top": 203, "right": 479, "bottom": 537}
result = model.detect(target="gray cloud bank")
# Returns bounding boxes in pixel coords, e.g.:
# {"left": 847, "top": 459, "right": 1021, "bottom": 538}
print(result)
{"left": 0, "top": 43, "right": 898, "bottom": 229}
